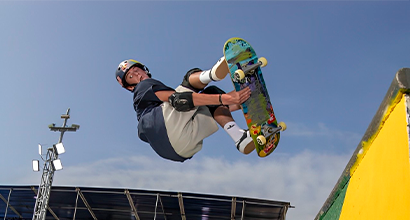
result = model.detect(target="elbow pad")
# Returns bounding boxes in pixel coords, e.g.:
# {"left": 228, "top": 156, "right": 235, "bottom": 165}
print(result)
{"left": 168, "top": 92, "right": 195, "bottom": 112}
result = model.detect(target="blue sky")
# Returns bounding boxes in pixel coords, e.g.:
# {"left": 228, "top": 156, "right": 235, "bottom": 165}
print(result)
{"left": 1, "top": 1, "right": 409, "bottom": 219}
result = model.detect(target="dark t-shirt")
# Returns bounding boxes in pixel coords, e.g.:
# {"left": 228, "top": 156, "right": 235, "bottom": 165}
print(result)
{"left": 133, "top": 79, "right": 190, "bottom": 162}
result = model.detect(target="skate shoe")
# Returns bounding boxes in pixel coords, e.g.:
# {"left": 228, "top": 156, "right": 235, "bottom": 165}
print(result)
{"left": 210, "top": 56, "right": 230, "bottom": 81}
{"left": 236, "top": 129, "right": 255, "bottom": 154}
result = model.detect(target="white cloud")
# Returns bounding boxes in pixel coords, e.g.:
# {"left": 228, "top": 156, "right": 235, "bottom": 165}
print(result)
{"left": 284, "top": 122, "right": 362, "bottom": 152}
{"left": 286, "top": 122, "right": 359, "bottom": 139}
{"left": 17, "top": 151, "right": 351, "bottom": 220}
{"left": 14, "top": 122, "right": 357, "bottom": 219}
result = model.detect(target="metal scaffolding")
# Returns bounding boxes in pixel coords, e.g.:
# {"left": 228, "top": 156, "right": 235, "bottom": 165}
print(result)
{"left": 32, "top": 108, "right": 79, "bottom": 220}
{"left": 1, "top": 185, "right": 292, "bottom": 220}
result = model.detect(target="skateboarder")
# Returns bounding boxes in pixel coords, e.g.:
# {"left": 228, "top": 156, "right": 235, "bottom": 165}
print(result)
{"left": 115, "top": 58, "right": 255, "bottom": 162}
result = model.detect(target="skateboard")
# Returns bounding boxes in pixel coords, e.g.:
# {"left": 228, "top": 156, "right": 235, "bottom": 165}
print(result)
{"left": 223, "top": 37, "right": 286, "bottom": 157}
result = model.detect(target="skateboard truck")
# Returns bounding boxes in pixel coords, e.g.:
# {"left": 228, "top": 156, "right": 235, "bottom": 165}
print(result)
{"left": 256, "top": 122, "right": 287, "bottom": 146}
{"left": 234, "top": 57, "right": 268, "bottom": 81}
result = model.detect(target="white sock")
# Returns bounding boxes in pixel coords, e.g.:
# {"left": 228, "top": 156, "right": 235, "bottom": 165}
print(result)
{"left": 223, "top": 121, "right": 244, "bottom": 143}
{"left": 199, "top": 70, "right": 212, "bottom": 84}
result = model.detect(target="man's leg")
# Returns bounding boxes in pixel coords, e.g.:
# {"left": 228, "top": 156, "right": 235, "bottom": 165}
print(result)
{"left": 214, "top": 106, "right": 255, "bottom": 154}
{"left": 202, "top": 86, "right": 255, "bottom": 155}
{"left": 181, "top": 58, "right": 254, "bottom": 155}
{"left": 187, "top": 56, "right": 229, "bottom": 90}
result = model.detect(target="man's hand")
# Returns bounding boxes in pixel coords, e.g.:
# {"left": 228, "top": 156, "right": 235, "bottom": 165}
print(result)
{"left": 221, "top": 87, "right": 251, "bottom": 105}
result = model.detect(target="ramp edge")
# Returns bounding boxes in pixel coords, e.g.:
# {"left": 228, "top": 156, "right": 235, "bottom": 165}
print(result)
{"left": 314, "top": 68, "right": 410, "bottom": 220}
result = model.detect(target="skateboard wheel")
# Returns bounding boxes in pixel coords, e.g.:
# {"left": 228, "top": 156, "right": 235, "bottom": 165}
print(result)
{"left": 258, "top": 57, "right": 268, "bottom": 68}
{"left": 256, "top": 135, "right": 266, "bottom": 145}
{"left": 258, "top": 150, "right": 267, "bottom": 157}
{"left": 234, "top": 69, "right": 245, "bottom": 81}
{"left": 278, "top": 122, "right": 287, "bottom": 131}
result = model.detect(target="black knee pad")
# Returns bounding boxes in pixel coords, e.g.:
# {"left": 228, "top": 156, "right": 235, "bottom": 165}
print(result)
{"left": 201, "top": 86, "right": 228, "bottom": 116}
{"left": 181, "top": 68, "right": 203, "bottom": 93}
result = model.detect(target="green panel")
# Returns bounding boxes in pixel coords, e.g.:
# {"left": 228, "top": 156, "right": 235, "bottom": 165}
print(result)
{"left": 319, "top": 181, "right": 348, "bottom": 220}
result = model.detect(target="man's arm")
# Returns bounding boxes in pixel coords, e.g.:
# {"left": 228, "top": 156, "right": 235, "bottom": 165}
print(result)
{"left": 155, "top": 87, "right": 251, "bottom": 107}
{"left": 155, "top": 90, "right": 175, "bottom": 102}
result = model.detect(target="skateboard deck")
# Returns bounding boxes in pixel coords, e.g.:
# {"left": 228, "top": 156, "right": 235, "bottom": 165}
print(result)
{"left": 223, "top": 37, "right": 286, "bottom": 157}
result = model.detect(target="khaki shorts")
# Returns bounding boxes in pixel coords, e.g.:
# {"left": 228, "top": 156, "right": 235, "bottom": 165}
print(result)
{"left": 162, "top": 85, "right": 219, "bottom": 158}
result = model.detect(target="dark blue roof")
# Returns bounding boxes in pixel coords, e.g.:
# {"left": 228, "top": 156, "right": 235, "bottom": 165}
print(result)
{"left": 0, "top": 185, "right": 291, "bottom": 220}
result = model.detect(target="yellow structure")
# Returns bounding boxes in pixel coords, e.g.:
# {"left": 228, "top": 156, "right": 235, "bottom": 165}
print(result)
{"left": 315, "top": 68, "right": 410, "bottom": 220}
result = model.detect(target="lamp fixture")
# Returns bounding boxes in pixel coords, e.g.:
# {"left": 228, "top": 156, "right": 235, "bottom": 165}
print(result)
{"left": 52, "top": 159, "right": 63, "bottom": 171}
{"left": 32, "top": 160, "right": 40, "bottom": 172}
{"left": 54, "top": 143, "right": 65, "bottom": 155}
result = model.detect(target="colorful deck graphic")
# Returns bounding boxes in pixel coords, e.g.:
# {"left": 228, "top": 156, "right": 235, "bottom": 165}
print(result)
{"left": 223, "top": 37, "right": 281, "bottom": 157}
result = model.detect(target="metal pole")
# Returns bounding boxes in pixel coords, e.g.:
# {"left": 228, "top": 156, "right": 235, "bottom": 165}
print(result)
{"left": 4, "top": 189, "right": 12, "bottom": 220}
{"left": 32, "top": 149, "right": 56, "bottom": 220}
{"left": 58, "top": 108, "right": 70, "bottom": 144}
{"left": 32, "top": 108, "right": 79, "bottom": 220}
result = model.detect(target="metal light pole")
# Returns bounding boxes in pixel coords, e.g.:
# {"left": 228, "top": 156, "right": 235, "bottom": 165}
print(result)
{"left": 32, "top": 108, "right": 79, "bottom": 220}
